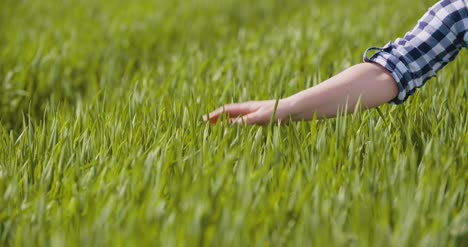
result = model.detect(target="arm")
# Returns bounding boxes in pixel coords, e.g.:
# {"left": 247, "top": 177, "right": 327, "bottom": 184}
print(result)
{"left": 206, "top": 0, "right": 467, "bottom": 126}
{"left": 283, "top": 63, "right": 397, "bottom": 120}
{"left": 206, "top": 63, "right": 398, "bottom": 125}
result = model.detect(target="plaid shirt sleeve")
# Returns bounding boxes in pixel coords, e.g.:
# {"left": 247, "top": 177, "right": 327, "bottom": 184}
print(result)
{"left": 363, "top": 0, "right": 468, "bottom": 104}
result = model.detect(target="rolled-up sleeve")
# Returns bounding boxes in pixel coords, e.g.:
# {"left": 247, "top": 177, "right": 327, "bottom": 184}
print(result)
{"left": 363, "top": 0, "right": 468, "bottom": 104}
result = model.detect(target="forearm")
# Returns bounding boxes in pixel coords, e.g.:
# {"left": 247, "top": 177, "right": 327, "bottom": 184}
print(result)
{"left": 284, "top": 63, "right": 398, "bottom": 120}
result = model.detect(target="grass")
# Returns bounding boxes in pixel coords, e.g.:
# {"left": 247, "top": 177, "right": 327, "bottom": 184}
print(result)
{"left": 0, "top": 0, "right": 467, "bottom": 246}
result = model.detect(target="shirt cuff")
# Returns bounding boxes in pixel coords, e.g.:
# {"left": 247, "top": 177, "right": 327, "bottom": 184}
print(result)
{"left": 363, "top": 43, "right": 415, "bottom": 104}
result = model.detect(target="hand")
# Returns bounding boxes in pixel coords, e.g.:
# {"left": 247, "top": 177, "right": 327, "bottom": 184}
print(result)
{"left": 204, "top": 99, "right": 292, "bottom": 126}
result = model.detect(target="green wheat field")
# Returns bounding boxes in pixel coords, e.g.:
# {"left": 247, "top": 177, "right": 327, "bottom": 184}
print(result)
{"left": 1, "top": 0, "right": 467, "bottom": 246}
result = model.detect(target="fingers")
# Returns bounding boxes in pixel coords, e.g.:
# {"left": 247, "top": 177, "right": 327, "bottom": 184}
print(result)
{"left": 234, "top": 110, "right": 290, "bottom": 126}
{"left": 204, "top": 102, "right": 258, "bottom": 124}
{"left": 234, "top": 111, "right": 269, "bottom": 126}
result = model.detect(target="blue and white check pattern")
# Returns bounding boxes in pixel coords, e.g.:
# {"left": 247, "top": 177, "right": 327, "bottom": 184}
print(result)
{"left": 363, "top": 0, "right": 467, "bottom": 104}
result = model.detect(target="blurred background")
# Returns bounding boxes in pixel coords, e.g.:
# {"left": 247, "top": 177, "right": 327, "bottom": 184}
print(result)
{"left": 1, "top": 0, "right": 435, "bottom": 130}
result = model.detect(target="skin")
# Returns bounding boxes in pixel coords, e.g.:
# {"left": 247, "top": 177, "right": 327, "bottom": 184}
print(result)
{"left": 205, "top": 62, "right": 399, "bottom": 126}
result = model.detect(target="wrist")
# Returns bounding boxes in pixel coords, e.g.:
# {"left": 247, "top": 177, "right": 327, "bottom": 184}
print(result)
{"left": 280, "top": 96, "right": 301, "bottom": 121}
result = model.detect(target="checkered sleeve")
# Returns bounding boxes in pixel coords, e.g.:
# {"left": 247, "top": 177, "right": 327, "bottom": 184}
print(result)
{"left": 363, "top": 0, "right": 468, "bottom": 104}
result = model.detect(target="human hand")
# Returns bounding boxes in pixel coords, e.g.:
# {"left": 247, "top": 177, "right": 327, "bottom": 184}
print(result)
{"left": 204, "top": 99, "right": 293, "bottom": 126}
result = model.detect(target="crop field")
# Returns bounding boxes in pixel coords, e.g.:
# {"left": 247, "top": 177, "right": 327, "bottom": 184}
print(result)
{"left": 0, "top": 0, "right": 467, "bottom": 246}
